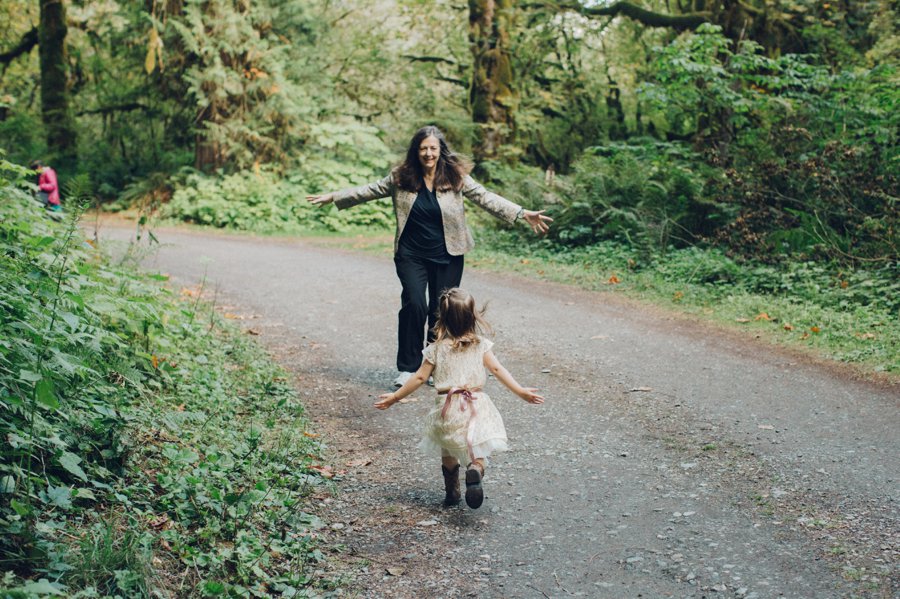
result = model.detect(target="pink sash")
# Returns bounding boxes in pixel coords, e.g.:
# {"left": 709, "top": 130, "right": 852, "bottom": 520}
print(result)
{"left": 440, "top": 387, "right": 482, "bottom": 464}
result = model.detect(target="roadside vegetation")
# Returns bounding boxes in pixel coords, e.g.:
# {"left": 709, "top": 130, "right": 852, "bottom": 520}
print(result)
{"left": 0, "top": 159, "right": 336, "bottom": 596}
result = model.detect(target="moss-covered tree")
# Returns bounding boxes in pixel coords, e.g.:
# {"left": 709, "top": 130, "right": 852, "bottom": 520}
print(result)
{"left": 469, "top": 0, "right": 518, "bottom": 162}
{"left": 38, "top": 0, "right": 76, "bottom": 161}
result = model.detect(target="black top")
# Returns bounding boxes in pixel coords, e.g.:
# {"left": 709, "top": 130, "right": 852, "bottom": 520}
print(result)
{"left": 397, "top": 182, "right": 451, "bottom": 263}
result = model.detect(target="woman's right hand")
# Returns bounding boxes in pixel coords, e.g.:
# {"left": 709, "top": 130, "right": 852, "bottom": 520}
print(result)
{"left": 306, "top": 193, "right": 335, "bottom": 206}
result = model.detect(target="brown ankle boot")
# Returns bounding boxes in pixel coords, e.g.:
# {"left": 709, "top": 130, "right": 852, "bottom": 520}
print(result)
{"left": 465, "top": 462, "right": 484, "bottom": 509}
{"left": 442, "top": 464, "right": 461, "bottom": 506}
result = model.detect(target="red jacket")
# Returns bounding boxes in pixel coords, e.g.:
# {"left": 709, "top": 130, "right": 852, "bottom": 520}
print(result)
{"left": 39, "top": 167, "right": 60, "bottom": 206}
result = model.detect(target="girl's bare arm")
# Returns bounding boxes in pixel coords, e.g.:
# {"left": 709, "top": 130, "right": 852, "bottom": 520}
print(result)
{"left": 483, "top": 350, "right": 544, "bottom": 404}
{"left": 374, "top": 361, "right": 435, "bottom": 409}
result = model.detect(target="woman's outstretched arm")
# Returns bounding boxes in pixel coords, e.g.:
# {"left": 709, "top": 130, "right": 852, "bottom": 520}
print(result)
{"left": 460, "top": 175, "right": 552, "bottom": 234}
{"left": 309, "top": 174, "right": 394, "bottom": 210}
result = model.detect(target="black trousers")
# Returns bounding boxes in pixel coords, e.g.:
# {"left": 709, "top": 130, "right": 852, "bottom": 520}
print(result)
{"left": 393, "top": 251, "right": 464, "bottom": 372}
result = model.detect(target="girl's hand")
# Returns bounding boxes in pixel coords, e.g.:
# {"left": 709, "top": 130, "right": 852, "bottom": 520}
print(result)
{"left": 374, "top": 393, "right": 397, "bottom": 410}
{"left": 522, "top": 210, "right": 553, "bottom": 235}
{"left": 517, "top": 388, "right": 544, "bottom": 404}
{"left": 307, "top": 193, "right": 335, "bottom": 206}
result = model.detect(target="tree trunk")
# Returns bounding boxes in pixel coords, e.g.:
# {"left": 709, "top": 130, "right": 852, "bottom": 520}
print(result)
{"left": 468, "top": 0, "right": 517, "bottom": 162}
{"left": 39, "top": 0, "right": 77, "bottom": 161}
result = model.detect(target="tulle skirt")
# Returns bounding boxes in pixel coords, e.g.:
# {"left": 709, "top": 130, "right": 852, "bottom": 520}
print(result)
{"left": 419, "top": 390, "right": 508, "bottom": 465}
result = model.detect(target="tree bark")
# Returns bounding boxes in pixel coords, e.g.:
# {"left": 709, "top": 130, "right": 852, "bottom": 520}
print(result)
{"left": 469, "top": 0, "right": 518, "bottom": 162}
{"left": 39, "top": 0, "right": 77, "bottom": 160}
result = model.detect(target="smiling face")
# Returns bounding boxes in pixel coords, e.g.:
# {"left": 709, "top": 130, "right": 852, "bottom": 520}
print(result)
{"left": 418, "top": 135, "right": 441, "bottom": 172}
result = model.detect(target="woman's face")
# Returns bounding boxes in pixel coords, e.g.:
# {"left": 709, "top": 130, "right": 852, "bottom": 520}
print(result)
{"left": 418, "top": 135, "right": 441, "bottom": 171}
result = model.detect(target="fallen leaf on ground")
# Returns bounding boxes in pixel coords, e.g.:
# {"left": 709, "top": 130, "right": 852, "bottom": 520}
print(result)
{"left": 303, "top": 431, "right": 319, "bottom": 438}
{"left": 346, "top": 458, "right": 372, "bottom": 467}
{"left": 386, "top": 567, "right": 405, "bottom": 576}
{"left": 783, "top": 323, "right": 794, "bottom": 331}
{"left": 627, "top": 387, "right": 653, "bottom": 393}
{"left": 735, "top": 318, "right": 751, "bottom": 323}
{"left": 308, "top": 465, "right": 334, "bottom": 478}
{"left": 754, "top": 312, "right": 771, "bottom": 321}
{"left": 590, "top": 335, "right": 609, "bottom": 340}
{"left": 810, "top": 326, "right": 821, "bottom": 333}
{"left": 758, "top": 424, "right": 775, "bottom": 430}
{"left": 607, "top": 274, "right": 621, "bottom": 284}
{"left": 246, "top": 329, "right": 260, "bottom": 336}
{"left": 856, "top": 332, "right": 876, "bottom": 340}
{"left": 223, "top": 313, "right": 243, "bottom": 320}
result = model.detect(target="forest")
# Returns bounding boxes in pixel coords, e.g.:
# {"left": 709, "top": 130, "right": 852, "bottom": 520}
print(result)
{"left": 1, "top": 0, "right": 896, "bottom": 263}
{"left": 0, "top": 0, "right": 897, "bottom": 596}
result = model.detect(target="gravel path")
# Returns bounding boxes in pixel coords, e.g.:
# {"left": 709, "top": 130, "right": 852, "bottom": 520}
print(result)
{"left": 100, "top": 224, "right": 898, "bottom": 598}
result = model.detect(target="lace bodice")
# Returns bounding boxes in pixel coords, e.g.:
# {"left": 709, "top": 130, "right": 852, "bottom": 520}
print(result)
{"left": 422, "top": 337, "right": 493, "bottom": 391}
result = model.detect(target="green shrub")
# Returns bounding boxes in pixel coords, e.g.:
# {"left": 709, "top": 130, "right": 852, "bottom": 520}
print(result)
{"left": 0, "top": 156, "right": 334, "bottom": 594}
{"left": 164, "top": 169, "right": 394, "bottom": 233}
{"left": 547, "top": 142, "right": 725, "bottom": 253}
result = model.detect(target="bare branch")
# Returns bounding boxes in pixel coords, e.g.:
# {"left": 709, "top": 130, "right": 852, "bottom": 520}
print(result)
{"left": 77, "top": 102, "right": 154, "bottom": 116}
{"left": 546, "top": 1, "right": 710, "bottom": 31}
{"left": 401, "top": 54, "right": 458, "bottom": 66}
{"left": 0, "top": 27, "right": 38, "bottom": 66}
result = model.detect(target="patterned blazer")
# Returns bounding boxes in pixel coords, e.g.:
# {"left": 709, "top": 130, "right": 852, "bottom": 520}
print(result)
{"left": 333, "top": 173, "right": 522, "bottom": 256}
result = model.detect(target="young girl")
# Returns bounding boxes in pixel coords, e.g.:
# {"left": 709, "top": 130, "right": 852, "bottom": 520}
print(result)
{"left": 374, "top": 288, "right": 544, "bottom": 509}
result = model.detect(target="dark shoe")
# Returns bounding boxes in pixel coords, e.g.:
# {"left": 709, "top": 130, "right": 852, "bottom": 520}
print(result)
{"left": 465, "top": 464, "right": 484, "bottom": 509}
{"left": 442, "top": 464, "right": 461, "bottom": 506}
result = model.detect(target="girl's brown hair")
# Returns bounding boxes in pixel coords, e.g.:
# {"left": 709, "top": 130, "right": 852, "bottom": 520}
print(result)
{"left": 394, "top": 126, "right": 473, "bottom": 193}
{"left": 433, "top": 288, "right": 492, "bottom": 349}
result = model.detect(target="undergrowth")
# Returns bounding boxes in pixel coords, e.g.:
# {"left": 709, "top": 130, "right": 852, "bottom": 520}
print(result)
{"left": 0, "top": 158, "right": 336, "bottom": 597}
{"left": 470, "top": 230, "right": 899, "bottom": 374}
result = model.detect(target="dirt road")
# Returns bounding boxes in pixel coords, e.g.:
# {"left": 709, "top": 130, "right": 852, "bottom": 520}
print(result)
{"left": 100, "top": 225, "right": 897, "bottom": 598}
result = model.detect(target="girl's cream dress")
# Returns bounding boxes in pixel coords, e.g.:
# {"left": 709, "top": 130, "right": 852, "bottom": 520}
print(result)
{"left": 419, "top": 336, "right": 508, "bottom": 464}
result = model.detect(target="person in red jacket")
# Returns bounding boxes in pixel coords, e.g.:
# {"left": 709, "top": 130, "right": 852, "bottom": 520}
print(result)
{"left": 31, "top": 160, "right": 62, "bottom": 211}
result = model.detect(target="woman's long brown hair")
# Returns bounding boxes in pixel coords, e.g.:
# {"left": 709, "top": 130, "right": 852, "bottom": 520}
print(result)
{"left": 433, "top": 288, "right": 492, "bottom": 349}
{"left": 394, "top": 126, "right": 473, "bottom": 192}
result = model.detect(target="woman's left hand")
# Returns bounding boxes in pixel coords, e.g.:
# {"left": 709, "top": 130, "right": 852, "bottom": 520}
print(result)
{"left": 522, "top": 210, "right": 553, "bottom": 235}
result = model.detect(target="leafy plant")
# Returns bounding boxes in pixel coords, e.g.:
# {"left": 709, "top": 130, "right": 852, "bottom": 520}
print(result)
{"left": 164, "top": 168, "right": 394, "bottom": 233}
{"left": 0, "top": 156, "right": 336, "bottom": 594}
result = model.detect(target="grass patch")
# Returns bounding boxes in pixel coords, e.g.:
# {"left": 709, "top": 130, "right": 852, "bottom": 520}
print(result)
{"left": 467, "top": 230, "right": 898, "bottom": 375}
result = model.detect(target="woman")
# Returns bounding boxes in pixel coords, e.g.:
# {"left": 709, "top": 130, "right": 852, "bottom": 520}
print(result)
{"left": 307, "top": 125, "right": 552, "bottom": 387}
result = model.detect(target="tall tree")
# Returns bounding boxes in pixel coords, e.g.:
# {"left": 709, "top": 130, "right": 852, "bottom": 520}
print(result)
{"left": 38, "top": 0, "right": 76, "bottom": 160}
{"left": 469, "top": 0, "right": 518, "bottom": 162}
